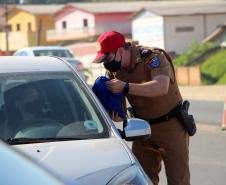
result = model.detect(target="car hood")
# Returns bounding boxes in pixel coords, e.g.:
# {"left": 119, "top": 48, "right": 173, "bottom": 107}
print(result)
{"left": 14, "top": 138, "right": 132, "bottom": 185}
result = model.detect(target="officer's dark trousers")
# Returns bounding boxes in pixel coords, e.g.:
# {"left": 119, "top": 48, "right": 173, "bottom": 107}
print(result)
{"left": 132, "top": 117, "right": 190, "bottom": 185}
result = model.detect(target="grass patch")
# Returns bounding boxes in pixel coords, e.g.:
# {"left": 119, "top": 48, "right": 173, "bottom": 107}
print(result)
{"left": 217, "top": 73, "right": 226, "bottom": 84}
{"left": 201, "top": 49, "right": 226, "bottom": 84}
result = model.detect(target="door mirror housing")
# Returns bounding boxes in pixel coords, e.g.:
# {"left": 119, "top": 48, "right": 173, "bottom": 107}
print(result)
{"left": 118, "top": 118, "right": 151, "bottom": 141}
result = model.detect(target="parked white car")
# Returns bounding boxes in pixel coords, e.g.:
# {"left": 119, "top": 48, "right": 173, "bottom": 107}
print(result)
{"left": 13, "top": 46, "right": 85, "bottom": 80}
{"left": 0, "top": 56, "right": 152, "bottom": 185}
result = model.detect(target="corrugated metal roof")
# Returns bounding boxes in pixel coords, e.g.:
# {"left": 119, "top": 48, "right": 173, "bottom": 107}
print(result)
{"left": 15, "top": 4, "right": 64, "bottom": 14}
{"left": 9, "top": 1, "right": 226, "bottom": 16}
{"left": 68, "top": 1, "right": 226, "bottom": 14}
{"left": 141, "top": 1, "right": 226, "bottom": 16}
{"left": 68, "top": 1, "right": 151, "bottom": 13}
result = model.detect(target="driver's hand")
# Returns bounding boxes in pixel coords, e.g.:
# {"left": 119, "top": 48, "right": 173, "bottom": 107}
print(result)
{"left": 109, "top": 111, "right": 123, "bottom": 122}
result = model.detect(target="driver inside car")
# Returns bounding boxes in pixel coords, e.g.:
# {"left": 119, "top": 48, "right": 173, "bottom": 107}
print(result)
{"left": 15, "top": 85, "right": 44, "bottom": 123}
{"left": 7, "top": 83, "right": 64, "bottom": 139}
{"left": 11, "top": 84, "right": 59, "bottom": 138}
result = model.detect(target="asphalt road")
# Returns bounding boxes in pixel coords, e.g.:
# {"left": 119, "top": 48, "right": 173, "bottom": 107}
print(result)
{"left": 189, "top": 100, "right": 224, "bottom": 125}
{"left": 158, "top": 123, "right": 226, "bottom": 185}
{"left": 119, "top": 123, "right": 226, "bottom": 185}
{"left": 118, "top": 98, "right": 225, "bottom": 185}
{"left": 124, "top": 99, "right": 224, "bottom": 125}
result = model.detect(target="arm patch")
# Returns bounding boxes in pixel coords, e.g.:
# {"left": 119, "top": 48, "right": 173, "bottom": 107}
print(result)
{"left": 147, "top": 57, "right": 161, "bottom": 68}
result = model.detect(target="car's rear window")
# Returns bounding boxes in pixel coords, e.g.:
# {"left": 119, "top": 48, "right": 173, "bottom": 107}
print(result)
{"left": 0, "top": 72, "right": 110, "bottom": 143}
{"left": 33, "top": 49, "right": 74, "bottom": 58}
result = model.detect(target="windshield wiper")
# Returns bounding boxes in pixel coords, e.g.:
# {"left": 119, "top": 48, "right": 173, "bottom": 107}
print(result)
{"left": 6, "top": 137, "right": 89, "bottom": 145}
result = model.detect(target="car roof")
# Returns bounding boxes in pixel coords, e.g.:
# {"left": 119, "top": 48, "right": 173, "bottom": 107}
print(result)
{"left": 0, "top": 56, "right": 71, "bottom": 73}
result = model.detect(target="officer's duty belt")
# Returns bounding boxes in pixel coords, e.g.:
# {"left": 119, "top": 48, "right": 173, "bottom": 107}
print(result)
{"left": 147, "top": 104, "right": 181, "bottom": 125}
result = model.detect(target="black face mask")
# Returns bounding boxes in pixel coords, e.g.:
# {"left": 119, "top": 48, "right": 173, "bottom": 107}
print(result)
{"left": 104, "top": 60, "right": 121, "bottom": 72}
{"left": 103, "top": 53, "right": 122, "bottom": 72}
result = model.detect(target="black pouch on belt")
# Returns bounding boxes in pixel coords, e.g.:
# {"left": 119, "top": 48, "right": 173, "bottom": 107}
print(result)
{"left": 176, "top": 100, "right": 196, "bottom": 136}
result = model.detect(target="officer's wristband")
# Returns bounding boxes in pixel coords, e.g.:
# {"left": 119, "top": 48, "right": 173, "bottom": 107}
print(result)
{"left": 123, "top": 82, "right": 129, "bottom": 94}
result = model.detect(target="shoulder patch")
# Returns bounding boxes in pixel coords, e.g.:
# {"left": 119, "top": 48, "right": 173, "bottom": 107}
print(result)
{"left": 140, "top": 49, "right": 152, "bottom": 58}
{"left": 148, "top": 57, "right": 161, "bottom": 68}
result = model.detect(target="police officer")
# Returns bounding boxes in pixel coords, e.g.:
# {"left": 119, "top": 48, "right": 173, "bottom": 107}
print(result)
{"left": 93, "top": 31, "right": 190, "bottom": 185}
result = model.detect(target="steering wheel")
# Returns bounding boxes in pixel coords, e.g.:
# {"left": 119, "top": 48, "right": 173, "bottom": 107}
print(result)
{"left": 14, "top": 118, "right": 64, "bottom": 138}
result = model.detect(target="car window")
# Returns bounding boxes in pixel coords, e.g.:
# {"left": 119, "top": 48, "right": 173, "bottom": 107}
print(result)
{"left": 0, "top": 72, "right": 109, "bottom": 142}
{"left": 33, "top": 50, "right": 74, "bottom": 58}
{"left": 14, "top": 51, "right": 28, "bottom": 56}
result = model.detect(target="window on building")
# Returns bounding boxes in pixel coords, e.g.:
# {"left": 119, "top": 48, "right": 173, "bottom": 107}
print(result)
{"left": 175, "top": 26, "right": 194, "bottom": 32}
{"left": 28, "top": 22, "right": 32, "bottom": 32}
{"left": 62, "top": 21, "right": 67, "bottom": 29}
{"left": 16, "top": 24, "right": 20, "bottom": 31}
{"left": 83, "top": 19, "right": 88, "bottom": 28}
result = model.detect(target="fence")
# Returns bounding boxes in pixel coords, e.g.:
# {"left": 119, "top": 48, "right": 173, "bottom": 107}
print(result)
{"left": 175, "top": 66, "right": 201, "bottom": 85}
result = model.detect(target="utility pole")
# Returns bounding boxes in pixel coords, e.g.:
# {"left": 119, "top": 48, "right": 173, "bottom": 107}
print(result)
{"left": 36, "top": 18, "right": 42, "bottom": 46}
{"left": 4, "top": 0, "right": 9, "bottom": 52}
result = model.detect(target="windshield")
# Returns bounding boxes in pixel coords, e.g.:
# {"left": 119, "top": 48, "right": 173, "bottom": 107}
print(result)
{"left": 0, "top": 72, "right": 109, "bottom": 144}
{"left": 33, "top": 49, "right": 74, "bottom": 58}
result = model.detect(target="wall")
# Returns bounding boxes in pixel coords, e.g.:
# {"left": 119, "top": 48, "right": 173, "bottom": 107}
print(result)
{"left": 132, "top": 11, "right": 164, "bottom": 48}
{"left": 132, "top": 11, "right": 226, "bottom": 54}
{"left": 95, "top": 12, "right": 132, "bottom": 35}
{"left": 175, "top": 66, "right": 201, "bottom": 86}
{"left": 164, "top": 14, "right": 226, "bottom": 54}
{"left": 48, "top": 11, "right": 132, "bottom": 42}
{"left": 47, "top": 8, "right": 96, "bottom": 42}
{"left": 36, "top": 14, "right": 55, "bottom": 45}
{"left": 164, "top": 15, "right": 204, "bottom": 54}
{"left": 7, "top": 9, "right": 54, "bottom": 48}
{"left": 8, "top": 9, "right": 36, "bottom": 32}
{"left": 0, "top": 32, "right": 31, "bottom": 51}
{"left": 55, "top": 9, "right": 95, "bottom": 30}
{"left": 206, "top": 14, "right": 226, "bottom": 36}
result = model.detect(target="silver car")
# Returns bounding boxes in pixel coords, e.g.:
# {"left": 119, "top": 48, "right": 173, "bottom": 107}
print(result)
{"left": 13, "top": 46, "right": 85, "bottom": 80}
{"left": 0, "top": 56, "right": 152, "bottom": 185}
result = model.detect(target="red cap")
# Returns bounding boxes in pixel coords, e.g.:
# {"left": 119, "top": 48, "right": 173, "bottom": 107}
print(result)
{"left": 92, "top": 31, "right": 125, "bottom": 63}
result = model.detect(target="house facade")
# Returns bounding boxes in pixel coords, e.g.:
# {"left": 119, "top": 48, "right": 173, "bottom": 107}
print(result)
{"left": 132, "top": 1, "right": 226, "bottom": 54}
{"left": 0, "top": 5, "right": 63, "bottom": 51}
{"left": 47, "top": 1, "right": 162, "bottom": 43}
{"left": 48, "top": 5, "right": 96, "bottom": 42}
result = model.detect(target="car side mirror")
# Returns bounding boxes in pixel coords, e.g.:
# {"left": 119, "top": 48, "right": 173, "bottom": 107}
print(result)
{"left": 118, "top": 118, "right": 151, "bottom": 141}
